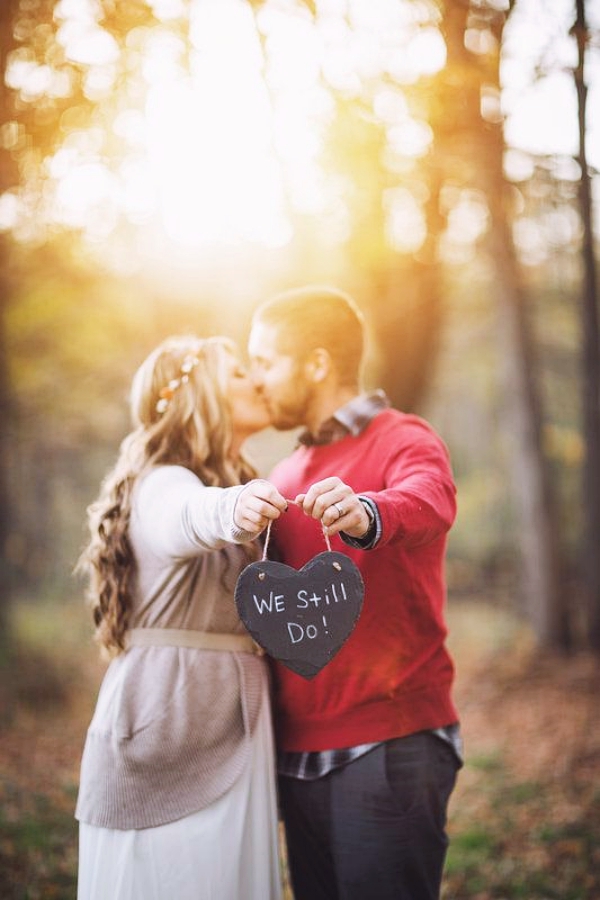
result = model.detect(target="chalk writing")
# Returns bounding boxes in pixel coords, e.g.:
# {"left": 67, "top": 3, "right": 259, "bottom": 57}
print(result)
{"left": 252, "top": 591, "right": 285, "bottom": 614}
{"left": 287, "top": 613, "right": 331, "bottom": 644}
{"left": 297, "top": 581, "right": 348, "bottom": 609}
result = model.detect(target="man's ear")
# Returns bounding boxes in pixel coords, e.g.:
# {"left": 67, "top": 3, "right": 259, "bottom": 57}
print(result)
{"left": 305, "top": 348, "right": 331, "bottom": 383}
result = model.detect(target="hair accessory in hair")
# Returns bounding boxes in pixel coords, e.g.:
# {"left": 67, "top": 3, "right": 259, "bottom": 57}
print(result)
{"left": 155, "top": 354, "right": 199, "bottom": 415}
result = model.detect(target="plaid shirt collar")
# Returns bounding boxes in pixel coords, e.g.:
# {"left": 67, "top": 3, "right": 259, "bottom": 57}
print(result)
{"left": 298, "top": 389, "right": 390, "bottom": 447}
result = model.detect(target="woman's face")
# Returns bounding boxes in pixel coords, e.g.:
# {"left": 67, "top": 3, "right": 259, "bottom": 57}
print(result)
{"left": 226, "top": 352, "right": 271, "bottom": 443}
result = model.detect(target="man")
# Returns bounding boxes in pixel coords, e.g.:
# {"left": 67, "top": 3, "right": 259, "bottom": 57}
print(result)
{"left": 248, "top": 285, "right": 462, "bottom": 900}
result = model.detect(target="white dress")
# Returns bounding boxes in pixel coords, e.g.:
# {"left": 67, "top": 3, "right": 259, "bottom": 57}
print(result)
{"left": 78, "top": 673, "right": 282, "bottom": 900}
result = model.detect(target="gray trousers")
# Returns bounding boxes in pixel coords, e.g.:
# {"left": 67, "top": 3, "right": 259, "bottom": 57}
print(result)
{"left": 278, "top": 731, "right": 460, "bottom": 900}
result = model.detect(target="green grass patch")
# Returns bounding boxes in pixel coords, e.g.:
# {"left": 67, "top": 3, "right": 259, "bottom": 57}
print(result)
{"left": 0, "top": 785, "right": 78, "bottom": 900}
{"left": 444, "top": 826, "right": 497, "bottom": 877}
{"left": 468, "top": 751, "right": 505, "bottom": 773}
{"left": 504, "top": 780, "right": 543, "bottom": 804}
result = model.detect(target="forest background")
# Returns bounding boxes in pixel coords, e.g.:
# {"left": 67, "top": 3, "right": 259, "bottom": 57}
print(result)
{"left": 1, "top": 0, "right": 600, "bottom": 897}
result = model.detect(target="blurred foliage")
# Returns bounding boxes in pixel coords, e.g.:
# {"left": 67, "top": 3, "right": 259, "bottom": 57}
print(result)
{"left": 0, "top": 0, "right": 596, "bottom": 629}
{"left": 2, "top": 210, "right": 586, "bottom": 611}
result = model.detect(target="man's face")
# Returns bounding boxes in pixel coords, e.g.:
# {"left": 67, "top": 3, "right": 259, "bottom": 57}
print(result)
{"left": 247, "top": 321, "right": 313, "bottom": 431}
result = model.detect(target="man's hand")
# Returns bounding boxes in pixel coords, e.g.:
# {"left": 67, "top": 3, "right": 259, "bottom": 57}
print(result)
{"left": 295, "top": 477, "right": 372, "bottom": 539}
{"left": 234, "top": 480, "right": 288, "bottom": 535}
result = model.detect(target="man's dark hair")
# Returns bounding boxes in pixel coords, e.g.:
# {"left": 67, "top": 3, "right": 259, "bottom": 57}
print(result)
{"left": 253, "top": 285, "right": 365, "bottom": 387}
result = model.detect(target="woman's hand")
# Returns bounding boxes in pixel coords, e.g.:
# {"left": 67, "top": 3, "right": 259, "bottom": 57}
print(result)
{"left": 294, "top": 477, "right": 372, "bottom": 538}
{"left": 234, "top": 479, "right": 288, "bottom": 535}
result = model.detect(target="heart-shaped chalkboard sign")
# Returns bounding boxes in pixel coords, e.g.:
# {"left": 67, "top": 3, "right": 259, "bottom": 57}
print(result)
{"left": 235, "top": 551, "right": 364, "bottom": 679}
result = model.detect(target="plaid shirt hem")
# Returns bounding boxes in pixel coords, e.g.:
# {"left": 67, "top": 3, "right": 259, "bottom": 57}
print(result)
{"left": 277, "top": 725, "right": 463, "bottom": 780}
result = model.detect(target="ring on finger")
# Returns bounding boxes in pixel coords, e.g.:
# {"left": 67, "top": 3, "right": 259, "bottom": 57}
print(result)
{"left": 334, "top": 502, "right": 344, "bottom": 519}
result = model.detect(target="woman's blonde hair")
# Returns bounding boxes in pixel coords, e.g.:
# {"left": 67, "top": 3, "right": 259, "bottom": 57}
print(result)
{"left": 78, "top": 335, "right": 258, "bottom": 657}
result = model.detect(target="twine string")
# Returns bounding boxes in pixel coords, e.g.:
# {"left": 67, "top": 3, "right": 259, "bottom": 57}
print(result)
{"left": 262, "top": 519, "right": 272, "bottom": 561}
{"left": 262, "top": 504, "right": 332, "bottom": 560}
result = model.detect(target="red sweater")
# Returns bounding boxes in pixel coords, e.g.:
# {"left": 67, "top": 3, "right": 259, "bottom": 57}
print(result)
{"left": 268, "top": 407, "right": 459, "bottom": 752}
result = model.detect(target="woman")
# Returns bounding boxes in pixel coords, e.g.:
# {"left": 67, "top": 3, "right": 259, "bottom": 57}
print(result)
{"left": 75, "top": 335, "right": 287, "bottom": 900}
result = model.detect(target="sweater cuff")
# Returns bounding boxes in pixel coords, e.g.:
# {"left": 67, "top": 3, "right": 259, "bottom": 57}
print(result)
{"left": 227, "top": 483, "right": 259, "bottom": 544}
{"left": 340, "top": 497, "right": 381, "bottom": 550}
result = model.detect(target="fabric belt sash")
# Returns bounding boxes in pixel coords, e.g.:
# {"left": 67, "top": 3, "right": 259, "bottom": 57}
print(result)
{"left": 127, "top": 627, "right": 262, "bottom": 655}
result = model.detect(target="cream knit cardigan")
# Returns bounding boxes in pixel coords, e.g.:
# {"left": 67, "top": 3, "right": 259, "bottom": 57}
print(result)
{"left": 75, "top": 465, "right": 268, "bottom": 830}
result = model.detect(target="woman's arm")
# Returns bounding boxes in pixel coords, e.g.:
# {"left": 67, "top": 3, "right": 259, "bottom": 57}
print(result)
{"left": 132, "top": 466, "right": 286, "bottom": 560}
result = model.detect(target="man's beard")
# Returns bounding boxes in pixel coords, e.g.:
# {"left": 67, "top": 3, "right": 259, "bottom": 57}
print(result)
{"left": 267, "top": 384, "right": 313, "bottom": 431}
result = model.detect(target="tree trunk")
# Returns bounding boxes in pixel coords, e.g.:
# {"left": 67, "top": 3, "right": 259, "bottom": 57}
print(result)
{"left": 486, "top": 185, "right": 568, "bottom": 646}
{"left": 573, "top": 0, "right": 600, "bottom": 651}
{"left": 440, "top": 0, "right": 568, "bottom": 647}
{"left": 0, "top": 0, "right": 19, "bottom": 720}
{"left": 0, "top": 251, "right": 12, "bottom": 609}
